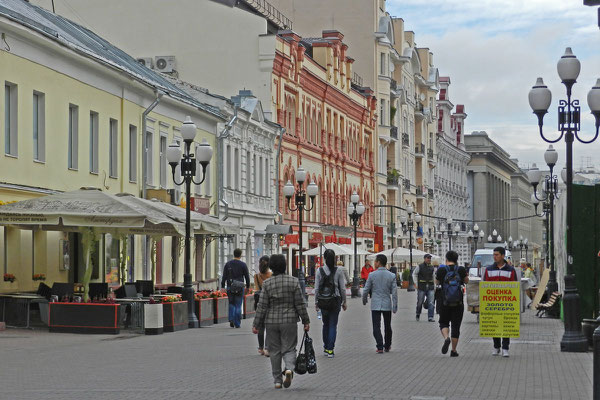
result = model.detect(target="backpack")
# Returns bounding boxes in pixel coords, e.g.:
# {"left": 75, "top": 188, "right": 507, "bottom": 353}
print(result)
{"left": 316, "top": 267, "right": 340, "bottom": 311}
{"left": 442, "top": 265, "right": 462, "bottom": 306}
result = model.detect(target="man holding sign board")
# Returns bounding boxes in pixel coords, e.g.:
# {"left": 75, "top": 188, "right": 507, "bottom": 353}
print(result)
{"left": 481, "top": 247, "right": 519, "bottom": 358}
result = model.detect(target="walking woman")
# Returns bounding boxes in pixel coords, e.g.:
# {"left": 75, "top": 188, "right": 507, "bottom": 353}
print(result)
{"left": 254, "top": 255, "right": 272, "bottom": 356}
{"left": 314, "top": 249, "right": 347, "bottom": 358}
{"left": 252, "top": 254, "right": 310, "bottom": 389}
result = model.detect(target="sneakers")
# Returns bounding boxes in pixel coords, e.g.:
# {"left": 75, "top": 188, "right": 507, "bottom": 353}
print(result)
{"left": 492, "top": 348, "right": 501, "bottom": 356}
{"left": 283, "top": 370, "right": 293, "bottom": 388}
{"left": 384, "top": 346, "right": 391, "bottom": 353}
{"left": 502, "top": 349, "right": 509, "bottom": 358}
{"left": 274, "top": 383, "right": 282, "bottom": 389}
{"left": 323, "top": 348, "right": 328, "bottom": 355}
{"left": 376, "top": 349, "right": 384, "bottom": 354}
{"left": 441, "top": 337, "right": 451, "bottom": 354}
{"left": 450, "top": 350, "right": 459, "bottom": 357}
{"left": 416, "top": 315, "right": 420, "bottom": 321}
{"left": 326, "top": 350, "right": 335, "bottom": 358}
{"left": 428, "top": 318, "right": 435, "bottom": 322}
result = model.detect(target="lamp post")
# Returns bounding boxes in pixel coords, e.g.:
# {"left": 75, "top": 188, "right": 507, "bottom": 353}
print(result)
{"left": 528, "top": 47, "right": 599, "bottom": 352}
{"left": 444, "top": 218, "right": 461, "bottom": 251}
{"left": 401, "top": 205, "right": 421, "bottom": 292}
{"left": 529, "top": 152, "right": 560, "bottom": 295}
{"left": 283, "top": 167, "right": 318, "bottom": 300}
{"left": 467, "top": 223, "right": 485, "bottom": 259}
{"left": 167, "top": 116, "right": 213, "bottom": 328}
{"left": 347, "top": 192, "right": 365, "bottom": 298}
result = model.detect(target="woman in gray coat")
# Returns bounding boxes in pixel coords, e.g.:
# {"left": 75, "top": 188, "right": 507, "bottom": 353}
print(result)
{"left": 253, "top": 254, "right": 310, "bottom": 389}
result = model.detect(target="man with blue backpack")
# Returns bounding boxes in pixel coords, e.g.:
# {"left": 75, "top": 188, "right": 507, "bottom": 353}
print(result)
{"left": 435, "top": 250, "right": 468, "bottom": 357}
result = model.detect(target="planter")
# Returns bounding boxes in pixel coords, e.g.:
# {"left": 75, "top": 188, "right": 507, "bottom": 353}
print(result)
{"left": 243, "top": 294, "right": 255, "bottom": 320}
{"left": 213, "top": 297, "right": 229, "bottom": 324}
{"left": 144, "top": 303, "right": 163, "bottom": 335}
{"left": 401, "top": 281, "right": 409, "bottom": 289}
{"left": 162, "top": 301, "right": 188, "bottom": 332}
{"left": 48, "top": 302, "right": 121, "bottom": 334}
{"left": 194, "top": 298, "right": 214, "bottom": 327}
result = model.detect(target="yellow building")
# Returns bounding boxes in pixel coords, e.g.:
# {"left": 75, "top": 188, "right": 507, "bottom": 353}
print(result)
{"left": 0, "top": 1, "right": 225, "bottom": 293}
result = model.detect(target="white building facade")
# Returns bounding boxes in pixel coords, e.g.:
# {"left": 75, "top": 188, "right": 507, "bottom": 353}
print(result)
{"left": 434, "top": 77, "right": 470, "bottom": 262}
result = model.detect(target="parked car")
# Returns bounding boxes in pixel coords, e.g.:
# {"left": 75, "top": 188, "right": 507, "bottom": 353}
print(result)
{"left": 470, "top": 249, "right": 513, "bottom": 277}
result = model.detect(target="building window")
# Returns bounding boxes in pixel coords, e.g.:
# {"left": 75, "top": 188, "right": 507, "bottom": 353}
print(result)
{"left": 4, "top": 82, "right": 17, "bottom": 157}
{"left": 253, "top": 154, "right": 258, "bottom": 194}
{"left": 259, "top": 156, "right": 263, "bottom": 196}
{"left": 234, "top": 148, "right": 240, "bottom": 190}
{"left": 265, "top": 157, "right": 270, "bottom": 197}
{"left": 226, "top": 145, "right": 232, "bottom": 188}
{"left": 109, "top": 119, "right": 118, "bottom": 178}
{"left": 145, "top": 126, "right": 153, "bottom": 185}
{"left": 380, "top": 99, "right": 385, "bottom": 126}
{"left": 126, "top": 125, "right": 136, "bottom": 182}
{"left": 32, "top": 91, "right": 45, "bottom": 162}
{"left": 246, "top": 151, "right": 251, "bottom": 193}
{"left": 159, "top": 135, "right": 167, "bottom": 188}
{"left": 380, "top": 53, "right": 386, "bottom": 75}
{"left": 68, "top": 104, "right": 79, "bottom": 169}
{"left": 89, "top": 112, "right": 99, "bottom": 173}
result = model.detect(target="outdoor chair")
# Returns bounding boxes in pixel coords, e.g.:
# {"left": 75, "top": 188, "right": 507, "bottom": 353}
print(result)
{"left": 51, "top": 283, "right": 74, "bottom": 300}
{"left": 115, "top": 283, "right": 138, "bottom": 298}
{"left": 135, "top": 280, "right": 154, "bottom": 297}
{"left": 166, "top": 286, "right": 183, "bottom": 294}
{"left": 89, "top": 283, "right": 108, "bottom": 299}
{"left": 36, "top": 282, "right": 52, "bottom": 300}
{"left": 536, "top": 291, "right": 561, "bottom": 318}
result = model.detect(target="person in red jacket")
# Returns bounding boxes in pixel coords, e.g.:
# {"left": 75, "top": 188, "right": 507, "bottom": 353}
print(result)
{"left": 361, "top": 260, "right": 374, "bottom": 282}
{"left": 482, "top": 246, "right": 518, "bottom": 357}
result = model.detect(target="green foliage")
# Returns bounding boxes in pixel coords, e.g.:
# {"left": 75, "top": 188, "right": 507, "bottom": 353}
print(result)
{"left": 402, "top": 268, "right": 410, "bottom": 282}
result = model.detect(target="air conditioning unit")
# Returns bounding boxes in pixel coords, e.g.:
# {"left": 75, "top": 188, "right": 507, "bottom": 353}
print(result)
{"left": 154, "top": 56, "right": 176, "bottom": 73}
{"left": 136, "top": 57, "right": 153, "bottom": 68}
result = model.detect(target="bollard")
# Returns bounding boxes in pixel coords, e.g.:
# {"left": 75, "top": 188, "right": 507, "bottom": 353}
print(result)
{"left": 594, "top": 324, "right": 600, "bottom": 399}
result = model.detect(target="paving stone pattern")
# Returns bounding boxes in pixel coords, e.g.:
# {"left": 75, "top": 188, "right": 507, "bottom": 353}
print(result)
{"left": 0, "top": 289, "right": 591, "bottom": 400}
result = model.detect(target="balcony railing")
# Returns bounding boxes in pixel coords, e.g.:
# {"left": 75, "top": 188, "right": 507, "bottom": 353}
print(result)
{"left": 403, "top": 179, "right": 411, "bottom": 191}
{"left": 427, "top": 148, "right": 434, "bottom": 158}
{"left": 245, "top": 0, "right": 292, "bottom": 29}
{"left": 416, "top": 186, "right": 424, "bottom": 197}
{"left": 387, "top": 172, "right": 400, "bottom": 185}
{"left": 428, "top": 188, "right": 434, "bottom": 197}
{"left": 402, "top": 133, "right": 409, "bottom": 147}
{"left": 390, "top": 127, "right": 398, "bottom": 140}
{"left": 415, "top": 143, "right": 425, "bottom": 155}
{"left": 352, "top": 72, "right": 363, "bottom": 87}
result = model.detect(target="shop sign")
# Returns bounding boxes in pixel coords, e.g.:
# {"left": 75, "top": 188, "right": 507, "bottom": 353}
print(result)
{"left": 479, "top": 281, "right": 520, "bottom": 338}
{"left": 284, "top": 234, "right": 299, "bottom": 245}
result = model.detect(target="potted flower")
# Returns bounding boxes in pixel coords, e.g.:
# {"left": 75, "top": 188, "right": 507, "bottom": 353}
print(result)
{"left": 211, "top": 290, "right": 229, "bottom": 324}
{"left": 3, "top": 273, "right": 16, "bottom": 283}
{"left": 194, "top": 291, "right": 214, "bottom": 327}
{"left": 161, "top": 294, "right": 188, "bottom": 332}
{"left": 401, "top": 269, "right": 410, "bottom": 289}
{"left": 32, "top": 273, "right": 46, "bottom": 281}
{"left": 243, "top": 288, "right": 256, "bottom": 320}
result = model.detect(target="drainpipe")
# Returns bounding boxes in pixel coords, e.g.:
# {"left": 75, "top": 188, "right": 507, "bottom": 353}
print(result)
{"left": 274, "top": 127, "right": 285, "bottom": 252}
{"left": 141, "top": 91, "right": 162, "bottom": 280}
{"left": 216, "top": 107, "right": 237, "bottom": 283}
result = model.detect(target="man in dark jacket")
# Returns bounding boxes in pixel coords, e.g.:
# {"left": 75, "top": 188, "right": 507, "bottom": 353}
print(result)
{"left": 412, "top": 254, "right": 435, "bottom": 322}
{"left": 221, "top": 248, "right": 250, "bottom": 328}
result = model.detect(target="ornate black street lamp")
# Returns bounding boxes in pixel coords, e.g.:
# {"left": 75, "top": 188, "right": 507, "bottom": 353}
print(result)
{"left": 400, "top": 205, "right": 421, "bottom": 292}
{"left": 347, "top": 192, "right": 365, "bottom": 298}
{"left": 283, "top": 167, "right": 318, "bottom": 300}
{"left": 487, "top": 229, "right": 502, "bottom": 245}
{"left": 528, "top": 47, "right": 600, "bottom": 352}
{"left": 528, "top": 146, "right": 561, "bottom": 295}
{"left": 467, "top": 223, "right": 485, "bottom": 259}
{"left": 167, "top": 116, "right": 213, "bottom": 328}
{"left": 443, "top": 218, "right": 461, "bottom": 251}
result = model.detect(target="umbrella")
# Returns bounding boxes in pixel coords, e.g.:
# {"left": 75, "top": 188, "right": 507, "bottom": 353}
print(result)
{"left": 339, "top": 244, "right": 372, "bottom": 255}
{"left": 302, "top": 243, "right": 353, "bottom": 256}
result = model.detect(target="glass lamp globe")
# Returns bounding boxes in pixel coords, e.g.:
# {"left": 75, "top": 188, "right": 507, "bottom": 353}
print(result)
{"left": 295, "top": 167, "right": 307, "bottom": 184}
{"left": 166, "top": 142, "right": 182, "bottom": 165}
{"left": 557, "top": 47, "right": 581, "bottom": 83}
{"left": 528, "top": 77, "right": 552, "bottom": 113}
{"left": 196, "top": 138, "right": 213, "bottom": 164}
{"left": 527, "top": 164, "right": 542, "bottom": 185}
{"left": 350, "top": 191, "right": 360, "bottom": 205}
{"left": 306, "top": 181, "right": 318, "bottom": 198}
{"left": 414, "top": 213, "right": 422, "bottom": 223}
{"left": 283, "top": 180, "right": 295, "bottom": 198}
{"left": 357, "top": 202, "right": 365, "bottom": 215}
{"left": 544, "top": 145, "right": 558, "bottom": 167}
{"left": 181, "top": 116, "right": 197, "bottom": 142}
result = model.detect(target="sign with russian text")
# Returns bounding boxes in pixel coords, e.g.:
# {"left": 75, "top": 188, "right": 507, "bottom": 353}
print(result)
{"left": 479, "top": 281, "right": 520, "bottom": 338}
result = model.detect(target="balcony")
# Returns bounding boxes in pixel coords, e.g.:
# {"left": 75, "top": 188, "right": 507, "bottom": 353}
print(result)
{"left": 415, "top": 102, "right": 425, "bottom": 120}
{"left": 390, "top": 126, "right": 398, "bottom": 140}
{"left": 415, "top": 143, "right": 425, "bottom": 157}
{"left": 416, "top": 185, "right": 425, "bottom": 198}
{"left": 402, "top": 178, "right": 411, "bottom": 193}
{"left": 402, "top": 133, "right": 409, "bottom": 148}
{"left": 428, "top": 188, "right": 434, "bottom": 198}
{"left": 387, "top": 169, "right": 400, "bottom": 186}
{"left": 427, "top": 148, "right": 434, "bottom": 158}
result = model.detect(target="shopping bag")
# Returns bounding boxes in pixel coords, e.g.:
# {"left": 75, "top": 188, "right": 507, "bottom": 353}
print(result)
{"left": 294, "top": 332, "right": 307, "bottom": 375}
{"left": 305, "top": 332, "right": 317, "bottom": 374}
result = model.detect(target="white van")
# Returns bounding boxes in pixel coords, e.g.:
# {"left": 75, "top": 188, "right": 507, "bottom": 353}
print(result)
{"left": 470, "top": 248, "right": 513, "bottom": 277}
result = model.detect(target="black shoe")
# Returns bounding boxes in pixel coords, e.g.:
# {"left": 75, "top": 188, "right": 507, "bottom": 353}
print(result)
{"left": 450, "top": 350, "right": 459, "bottom": 357}
{"left": 416, "top": 315, "right": 420, "bottom": 321}
{"left": 230, "top": 321, "right": 234, "bottom": 328}
{"left": 384, "top": 346, "right": 391, "bottom": 352}
{"left": 442, "top": 337, "right": 451, "bottom": 354}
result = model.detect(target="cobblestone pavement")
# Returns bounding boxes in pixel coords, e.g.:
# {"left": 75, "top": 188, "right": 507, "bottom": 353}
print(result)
{"left": 0, "top": 289, "right": 592, "bottom": 400}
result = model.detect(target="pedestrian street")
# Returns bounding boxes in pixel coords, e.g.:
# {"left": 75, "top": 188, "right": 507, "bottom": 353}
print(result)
{"left": 0, "top": 289, "right": 590, "bottom": 400}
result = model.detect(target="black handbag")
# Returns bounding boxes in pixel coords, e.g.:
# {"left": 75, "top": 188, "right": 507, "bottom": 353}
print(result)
{"left": 253, "top": 290, "right": 261, "bottom": 308}
{"left": 305, "top": 332, "right": 317, "bottom": 374}
{"left": 228, "top": 279, "right": 245, "bottom": 295}
{"left": 294, "top": 332, "right": 308, "bottom": 375}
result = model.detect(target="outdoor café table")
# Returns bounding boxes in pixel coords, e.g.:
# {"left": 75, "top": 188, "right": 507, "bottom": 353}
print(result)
{"left": 0, "top": 293, "right": 45, "bottom": 329}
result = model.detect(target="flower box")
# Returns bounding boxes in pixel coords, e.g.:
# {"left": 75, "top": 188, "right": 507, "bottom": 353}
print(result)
{"left": 144, "top": 303, "right": 164, "bottom": 335}
{"left": 213, "top": 297, "right": 229, "bottom": 324}
{"left": 162, "top": 301, "right": 188, "bottom": 332}
{"left": 48, "top": 302, "right": 121, "bottom": 334}
{"left": 243, "top": 294, "right": 255, "bottom": 319}
{"left": 194, "top": 298, "right": 214, "bottom": 327}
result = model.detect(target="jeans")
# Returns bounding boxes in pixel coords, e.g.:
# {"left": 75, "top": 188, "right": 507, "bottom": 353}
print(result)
{"left": 493, "top": 337, "right": 510, "bottom": 350}
{"left": 321, "top": 308, "right": 340, "bottom": 351}
{"left": 266, "top": 323, "right": 298, "bottom": 384}
{"left": 228, "top": 294, "right": 243, "bottom": 327}
{"left": 416, "top": 288, "right": 435, "bottom": 319}
{"left": 371, "top": 310, "right": 392, "bottom": 350}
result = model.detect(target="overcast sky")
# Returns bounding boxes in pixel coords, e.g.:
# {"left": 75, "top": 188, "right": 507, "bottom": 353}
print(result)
{"left": 387, "top": 0, "right": 600, "bottom": 171}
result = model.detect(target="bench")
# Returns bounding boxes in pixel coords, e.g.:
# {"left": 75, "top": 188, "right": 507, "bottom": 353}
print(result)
{"left": 536, "top": 291, "right": 561, "bottom": 318}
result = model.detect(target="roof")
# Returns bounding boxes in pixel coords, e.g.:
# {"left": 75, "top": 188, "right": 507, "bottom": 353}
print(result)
{"left": 0, "top": 0, "right": 225, "bottom": 120}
